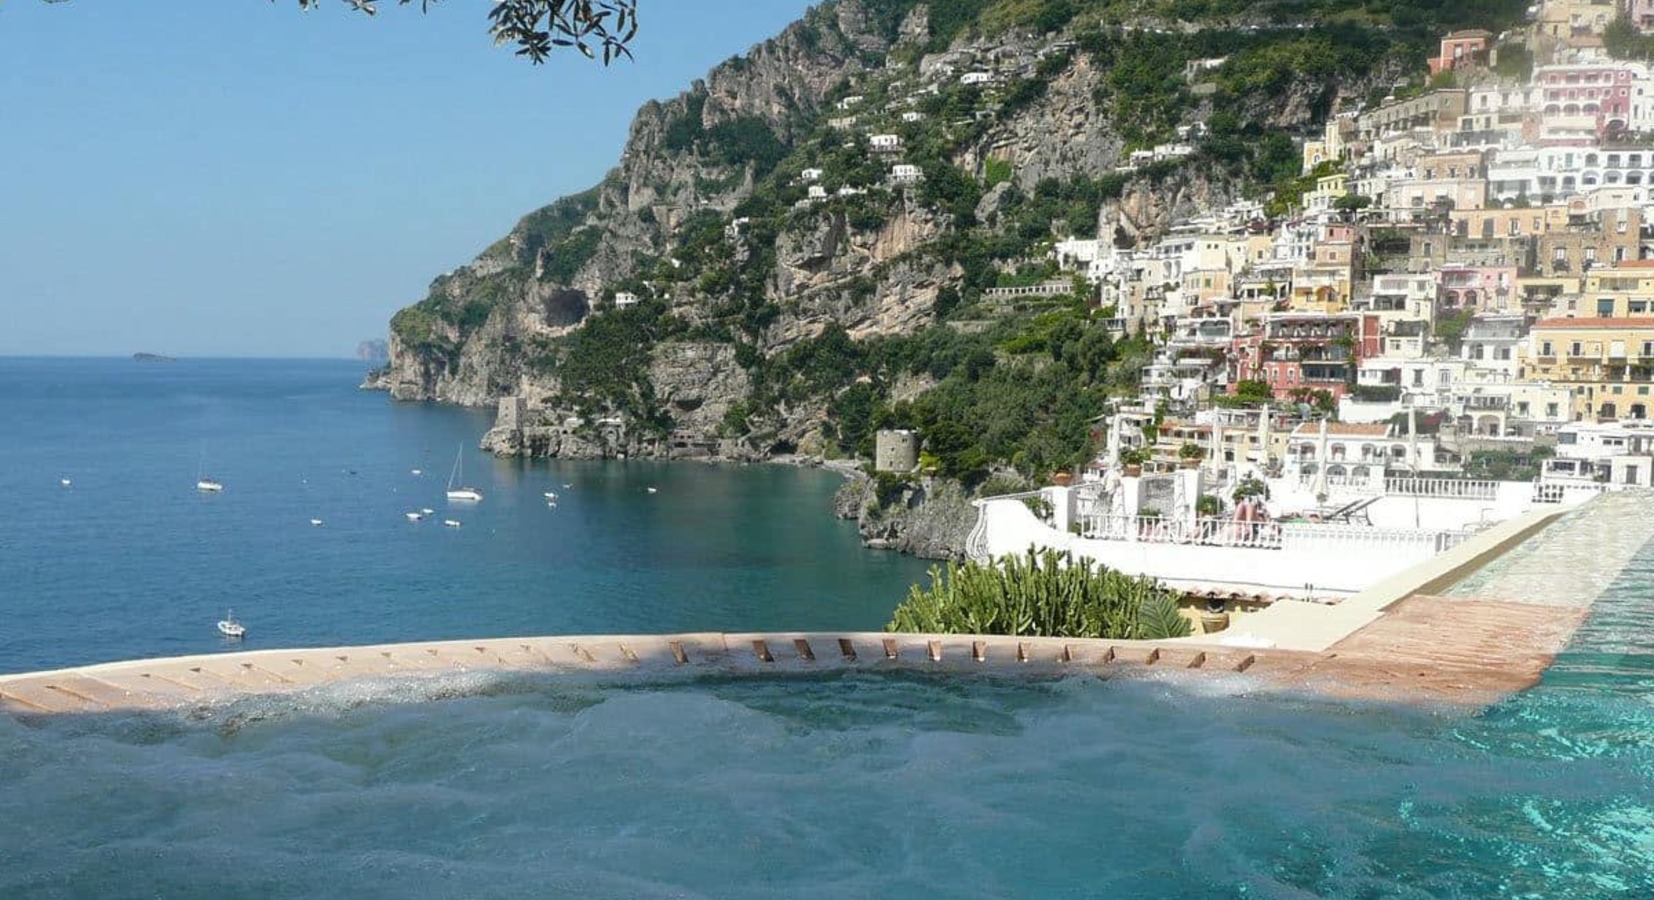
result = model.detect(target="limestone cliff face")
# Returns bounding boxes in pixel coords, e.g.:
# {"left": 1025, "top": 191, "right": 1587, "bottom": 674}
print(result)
{"left": 383, "top": 0, "right": 897, "bottom": 407}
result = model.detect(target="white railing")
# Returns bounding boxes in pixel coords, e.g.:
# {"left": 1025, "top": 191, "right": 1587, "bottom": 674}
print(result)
{"left": 1298, "top": 473, "right": 1382, "bottom": 494}
{"left": 1080, "top": 514, "right": 1471, "bottom": 555}
{"left": 1532, "top": 481, "right": 1608, "bottom": 504}
{"left": 1279, "top": 522, "right": 1472, "bottom": 555}
{"left": 1384, "top": 477, "right": 1500, "bottom": 501}
{"left": 1081, "top": 514, "right": 1283, "bottom": 548}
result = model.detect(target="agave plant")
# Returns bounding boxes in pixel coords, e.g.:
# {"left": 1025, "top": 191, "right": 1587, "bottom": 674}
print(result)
{"left": 886, "top": 548, "right": 1190, "bottom": 640}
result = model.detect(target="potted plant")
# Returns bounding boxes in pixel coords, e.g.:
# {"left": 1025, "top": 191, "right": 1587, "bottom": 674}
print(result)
{"left": 1195, "top": 493, "right": 1223, "bottom": 517}
{"left": 1178, "top": 442, "right": 1204, "bottom": 468}
{"left": 1119, "top": 448, "right": 1147, "bottom": 476}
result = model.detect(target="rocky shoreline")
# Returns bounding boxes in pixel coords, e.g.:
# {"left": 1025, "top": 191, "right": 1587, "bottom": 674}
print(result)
{"left": 362, "top": 368, "right": 980, "bottom": 560}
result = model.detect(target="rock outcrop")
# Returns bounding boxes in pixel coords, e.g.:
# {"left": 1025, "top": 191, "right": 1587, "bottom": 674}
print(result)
{"left": 834, "top": 475, "right": 980, "bottom": 561}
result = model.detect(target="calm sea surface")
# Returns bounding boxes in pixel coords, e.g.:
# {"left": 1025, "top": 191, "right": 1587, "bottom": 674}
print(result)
{"left": 2, "top": 357, "right": 1653, "bottom": 899}
{"left": 0, "top": 357, "right": 929, "bottom": 674}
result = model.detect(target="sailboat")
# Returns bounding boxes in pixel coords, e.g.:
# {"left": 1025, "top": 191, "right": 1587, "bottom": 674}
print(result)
{"left": 445, "top": 446, "right": 483, "bottom": 502}
{"left": 217, "top": 608, "right": 246, "bottom": 639}
{"left": 196, "top": 448, "right": 223, "bottom": 493}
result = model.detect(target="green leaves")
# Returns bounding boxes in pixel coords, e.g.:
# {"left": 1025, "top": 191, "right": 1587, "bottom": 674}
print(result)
{"left": 886, "top": 548, "right": 1189, "bottom": 640}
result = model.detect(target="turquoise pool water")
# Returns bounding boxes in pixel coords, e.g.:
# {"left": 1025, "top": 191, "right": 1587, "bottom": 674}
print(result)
{"left": 5, "top": 544, "right": 1653, "bottom": 899}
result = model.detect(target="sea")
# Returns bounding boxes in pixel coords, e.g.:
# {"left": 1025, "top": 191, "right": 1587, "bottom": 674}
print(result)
{"left": 1, "top": 357, "right": 1652, "bottom": 899}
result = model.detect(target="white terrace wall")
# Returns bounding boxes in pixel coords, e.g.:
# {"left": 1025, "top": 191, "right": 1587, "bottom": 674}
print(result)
{"left": 976, "top": 499, "right": 1440, "bottom": 598}
{"left": 1265, "top": 476, "right": 1539, "bottom": 530}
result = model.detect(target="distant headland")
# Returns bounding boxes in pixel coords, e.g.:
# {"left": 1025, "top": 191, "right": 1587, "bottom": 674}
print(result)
{"left": 355, "top": 340, "right": 389, "bottom": 363}
{"left": 131, "top": 353, "right": 176, "bottom": 363}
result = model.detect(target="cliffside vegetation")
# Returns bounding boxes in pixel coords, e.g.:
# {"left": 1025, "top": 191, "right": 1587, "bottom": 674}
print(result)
{"left": 385, "top": 0, "right": 1531, "bottom": 480}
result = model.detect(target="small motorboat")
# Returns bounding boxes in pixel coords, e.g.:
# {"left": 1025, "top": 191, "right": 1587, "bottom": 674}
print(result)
{"left": 309, "top": 518, "right": 324, "bottom": 527}
{"left": 646, "top": 486, "right": 658, "bottom": 494}
{"left": 411, "top": 468, "right": 422, "bottom": 476}
{"left": 443, "top": 519, "right": 461, "bottom": 528}
{"left": 197, "top": 479, "right": 224, "bottom": 493}
{"left": 543, "top": 491, "right": 558, "bottom": 501}
{"left": 405, "top": 511, "right": 426, "bottom": 522}
{"left": 420, "top": 507, "right": 435, "bottom": 515}
{"left": 60, "top": 478, "right": 72, "bottom": 488}
{"left": 217, "top": 609, "right": 246, "bottom": 639}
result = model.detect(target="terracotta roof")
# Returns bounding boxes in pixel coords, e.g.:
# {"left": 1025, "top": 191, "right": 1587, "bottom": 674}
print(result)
{"left": 1290, "top": 422, "right": 1390, "bottom": 438}
{"left": 1532, "top": 317, "right": 1654, "bottom": 330}
{"left": 1602, "top": 259, "right": 1654, "bottom": 269}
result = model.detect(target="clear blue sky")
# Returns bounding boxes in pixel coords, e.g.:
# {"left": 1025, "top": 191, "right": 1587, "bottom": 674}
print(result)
{"left": 0, "top": 0, "right": 815, "bottom": 358}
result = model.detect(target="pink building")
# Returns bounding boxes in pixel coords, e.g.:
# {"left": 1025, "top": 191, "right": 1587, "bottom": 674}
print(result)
{"left": 1538, "top": 63, "right": 1637, "bottom": 139}
{"left": 1629, "top": 0, "right": 1654, "bottom": 33}
{"left": 1437, "top": 265, "right": 1516, "bottom": 310}
{"left": 1428, "top": 30, "right": 1491, "bottom": 76}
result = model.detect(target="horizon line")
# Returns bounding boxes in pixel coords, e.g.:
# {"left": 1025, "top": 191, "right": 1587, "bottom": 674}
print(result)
{"left": 0, "top": 353, "right": 379, "bottom": 362}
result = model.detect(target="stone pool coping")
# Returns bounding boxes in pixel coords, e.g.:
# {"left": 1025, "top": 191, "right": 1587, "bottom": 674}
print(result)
{"left": 0, "top": 500, "right": 1613, "bottom": 716}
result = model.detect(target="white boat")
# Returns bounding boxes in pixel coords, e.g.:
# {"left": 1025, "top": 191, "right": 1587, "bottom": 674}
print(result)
{"left": 59, "top": 478, "right": 72, "bottom": 488}
{"left": 646, "top": 486, "right": 658, "bottom": 494}
{"left": 443, "top": 519, "right": 461, "bottom": 528}
{"left": 421, "top": 507, "right": 435, "bottom": 515}
{"left": 217, "top": 609, "right": 246, "bottom": 639}
{"left": 309, "top": 518, "right": 324, "bottom": 527}
{"left": 445, "top": 446, "right": 483, "bottom": 502}
{"left": 411, "top": 468, "right": 423, "bottom": 476}
{"left": 405, "top": 511, "right": 426, "bottom": 522}
{"left": 196, "top": 448, "right": 223, "bottom": 492}
{"left": 543, "top": 491, "right": 558, "bottom": 501}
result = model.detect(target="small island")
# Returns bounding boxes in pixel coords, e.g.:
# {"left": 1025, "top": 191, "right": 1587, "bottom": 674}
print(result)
{"left": 131, "top": 353, "right": 176, "bottom": 363}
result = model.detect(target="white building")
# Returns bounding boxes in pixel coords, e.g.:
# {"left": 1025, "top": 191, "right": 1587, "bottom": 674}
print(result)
{"left": 1550, "top": 420, "right": 1654, "bottom": 486}
{"left": 1460, "top": 314, "right": 1526, "bottom": 381}
{"left": 613, "top": 291, "right": 640, "bottom": 309}
{"left": 960, "top": 71, "right": 996, "bottom": 86}
{"left": 890, "top": 164, "right": 923, "bottom": 185}
{"left": 868, "top": 134, "right": 902, "bottom": 153}
{"left": 800, "top": 168, "right": 823, "bottom": 183}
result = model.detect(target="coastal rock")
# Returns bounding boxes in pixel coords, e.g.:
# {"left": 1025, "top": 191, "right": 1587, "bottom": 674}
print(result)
{"left": 834, "top": 474, "right": 978, "bottom": 561}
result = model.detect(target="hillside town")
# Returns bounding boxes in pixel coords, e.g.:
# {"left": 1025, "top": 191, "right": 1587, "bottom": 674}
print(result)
{"left": 1037, "top": 0, "right": 1654, "bottom": 500}
{"left": 927, "top": 1, "right": 1654, "bottom": 632}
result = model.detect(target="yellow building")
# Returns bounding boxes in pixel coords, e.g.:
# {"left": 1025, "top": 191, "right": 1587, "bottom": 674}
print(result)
{"left": 1450, "top": 205, "right": 1571, "bottom": 240}
{"left": 1581, "top": 260, "right": 1654, "bottom": 317}
{"left": 1300, "top": 116, "right": 1350, "bottom": 175}
{"left": 1521, "top": 317, "right": 1654, "bottom": 421}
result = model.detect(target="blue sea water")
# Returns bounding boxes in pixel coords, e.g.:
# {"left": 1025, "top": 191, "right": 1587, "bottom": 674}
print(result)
{"left": 0, "top": 357, "right": 929, "bottom": 674}
{"left": 2, "top": 357, "right": 1653, "bottom": 899}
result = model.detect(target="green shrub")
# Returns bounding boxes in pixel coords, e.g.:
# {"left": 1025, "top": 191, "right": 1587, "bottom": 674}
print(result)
{"left": 886, "top": 548, "right": 1190, "bottom": 640}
